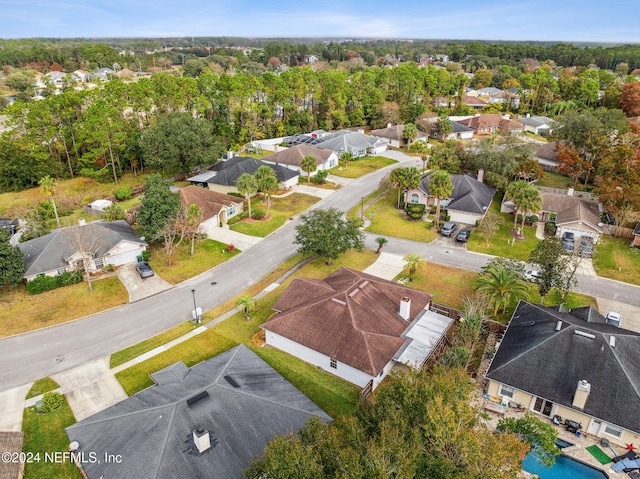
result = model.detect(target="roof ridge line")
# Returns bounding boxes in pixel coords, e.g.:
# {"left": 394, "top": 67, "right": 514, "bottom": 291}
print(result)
{"left": 606, "top": 335, "right": 640, "bottom": 400}
{"left": 150, "top": 405, "right": 177, "bottom": 479}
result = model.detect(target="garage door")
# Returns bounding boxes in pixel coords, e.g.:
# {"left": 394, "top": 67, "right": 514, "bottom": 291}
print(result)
{"left": 559, "top": 227, "right": 595, "bottom": 242}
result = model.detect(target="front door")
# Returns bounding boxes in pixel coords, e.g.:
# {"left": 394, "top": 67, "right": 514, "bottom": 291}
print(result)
{"left": 588, "top": 419, "right": 602, "bottom": 436}
{"left": 533, "top": 397, "right": 554, "bottom": 417}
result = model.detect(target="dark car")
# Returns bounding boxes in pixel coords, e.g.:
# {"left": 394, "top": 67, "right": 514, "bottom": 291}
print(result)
{"left": 455, "top": 229, "right": 471, "bottom": 243}
{"left": 440, "top": 221, "right": 458, "bottom": 237}
{"left": 135, "top": 261, "right": 154, "bottom": 279}
{"left": 579, "top": 237, "right": 594, "bottom": 258}
{"left": 602, "top": 212, "right": 615, "bottom": 225}
{"left": 561, "top": 232, "right": 575, "bottom": 252}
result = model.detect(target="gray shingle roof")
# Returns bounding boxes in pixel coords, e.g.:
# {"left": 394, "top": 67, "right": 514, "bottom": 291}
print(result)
{"left": 419, "top": 173, "right": 495, "bottom": 215}
{"left": 315, "top": 131, "right": 385, "bottom": 154}
{"left": 66, "top": 345, "right": 330, "bottom": 479}
{"left": 18, "top": 220, "right": 146, "bottom": 277}
{"left": 486, "top": 302, "right": 640, "bottom": 433}
{"left": 519, "top": 116, "right": 553, "bottom": 128}
{"left": 206, "top": 156, "right": 298, "bottom": 186}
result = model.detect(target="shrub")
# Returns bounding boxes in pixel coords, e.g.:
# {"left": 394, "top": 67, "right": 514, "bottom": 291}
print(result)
{"left": 41, "top": 392, "right": 64, "bottom": 412}
{"left": 529, "top": 214, "right": 539, "bottom": 223}
{"left": 545, "top": 221, "right": 557, "bottom": 236}
{"left": 314, "top": 170, "right": 329, "bottom": 184}
{"left": 252, "top": 211, "right": 265, "bottom": 220}
{"left": 27, "top": 270, "right": 83, "bottom": 294}
{"left": 141, "top": 250, "right": 151, "bottom": 262}
{"left": 227, "top": 244, "right": 235, "bottom": 252}
{"left": 114, "top": 187, "right": 133, "bottom": 201}
{"left": 405, "top": 203, "right": 426, "bottom": 220}
{"left": 102, "top": 264, "right": 115, "bottom": 272}
{"left": 439, "top": 346, "right": 471, "bottom": 369}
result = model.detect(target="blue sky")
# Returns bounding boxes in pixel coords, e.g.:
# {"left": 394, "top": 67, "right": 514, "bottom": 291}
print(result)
{"left": 1, "top": 0, "right": 638, "bottom": 43}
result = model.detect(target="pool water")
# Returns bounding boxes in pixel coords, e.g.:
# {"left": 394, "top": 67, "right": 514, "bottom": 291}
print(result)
{"left": 523, "top": 452, "right": 608, "bottom": 479}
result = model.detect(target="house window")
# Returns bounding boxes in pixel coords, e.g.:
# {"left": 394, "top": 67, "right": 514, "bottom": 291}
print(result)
{"left": 57, "top": 267, "right": 67, "bottom": 275}
{"left": 603, "top": 424, "right": 623, "bottom": 439}
{"left": 228, "top": 205, "right": 235, "bottom": 216}
{"left": 498, "top": 384, "right": 515, "bottom": 399}
{"left": 410, "top": 193, "right": 420, "bottom": 204}
{"left": 330, "top": 358, "right": 337, "bottom": 369}
{"left": 94, "top": 257, "right": 104, "bottom": 269}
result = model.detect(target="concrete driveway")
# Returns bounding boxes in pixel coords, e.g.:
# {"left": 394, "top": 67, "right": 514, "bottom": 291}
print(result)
{"left": 117, "top": 263, "right": 172, "bottom": 302}
{"left": 0, "top": 383, "right": 31, "bottom": 431}
{"left": 363, "top": 252, "right": 406, "bottom": 280}
{"left": 596, "top": 298, "right": 640, "bottom": 333}
{"left": 206, "top": 225, "right": 263, "bottom": 251}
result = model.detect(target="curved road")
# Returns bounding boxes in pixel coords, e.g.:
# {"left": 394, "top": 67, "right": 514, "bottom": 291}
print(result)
{"left": 1, "top": 153, "right": 639, "bottom": 391}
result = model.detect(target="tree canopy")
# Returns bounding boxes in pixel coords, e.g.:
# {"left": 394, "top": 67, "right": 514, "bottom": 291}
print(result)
{"left": 0, "top": 229, "right": 25, "bottom": 288}
{"left": 294, "top": 207, "right": 364, "bottom": 264}
{"left": 136, "top": 174, "right": 181, "bottom": 239}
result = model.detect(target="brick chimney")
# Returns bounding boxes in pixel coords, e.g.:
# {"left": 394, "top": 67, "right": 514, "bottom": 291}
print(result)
{"left": 399, "top": 296, "right": 411, "bottom": 320}
{"left": 572, "top": 380, "right": 591, "bottom": 409}
{"left": 477, "top": 169, "right": 484, "bottom": 183}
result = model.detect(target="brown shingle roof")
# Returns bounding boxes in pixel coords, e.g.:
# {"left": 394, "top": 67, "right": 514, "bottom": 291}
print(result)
{"left": 457, "top": 114, "right": 523, "bottom": 131}
{"left": 369, "top": 124, "right": 428, "bottom": 142}
{"left": 263, "top": 267, "right": 433, "bottom": 376}
{"left": 0, "top": 431, "right": 24, "bottom": 479}
{"left": 179, "top": 185, "right": 242, "bottom": 220}
{"left": 541, "top": 192, "right": 602, "bottom": 230}
{"left": 263, "top": 144, "right": 333, "bottom": 167}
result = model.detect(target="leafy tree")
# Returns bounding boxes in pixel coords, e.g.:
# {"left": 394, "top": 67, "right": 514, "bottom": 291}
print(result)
{"left": 19, "top": 208, "right": 49, "bottom": 242}
{"left": 0, "top": 229, "right": 25, "bottom": 287}
{"left": 528, "top": 237, "right": 570, "bottom": 302}
{"left": 498, "top": 413, "right": 560, "bottom": 467}
{"left": 0, "top": 136, "right": 57, "bottom": 192}
{"left": 375, "top": 237, "right": 388, "bottom": 254}
{"left": 236, "top": 295, "right": 256, "bottom": 320}
{"left": 476, "top": 211, "right": 503, "bottom": 247}
{"left": 428, "top": 170, "right": 454, "bottom": 227}
{"left": 100, "top": 204, "right": 126, "bottom": 221}
{"left": 397, "top": 166, "right": 422, "bottom": 209}
{"left": 136, "top": 174, "right": 181, "bottom": 239}
{"left": 619, "top": 82, "right": 640, "bottom": 117}
{"left": 139, "top": 112, "right": 223, "bottom": 174}
{"left": 294, "top": 207, "right": 364, "bottom": 265}
{"left": 300, "top": 155, "right": 317, "bottom": 182}
{"left": 402, "top": 122, "right": 418, "bottom": 149}
{"left": 473, "top": 262, "right": 529, "bottom": 316}
{"left": 236, "top": 173, "right": 258, "bottom": 220}
{"left": 38, "top": 175, "right": 61, "bottom": 228}
{"left": 185, "top": 204, "right": 203, "bottom": 256}
{"left": 403, "top": 253, "right": 425, "bottom": 280}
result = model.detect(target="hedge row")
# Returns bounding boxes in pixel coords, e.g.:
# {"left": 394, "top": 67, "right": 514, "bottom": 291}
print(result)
{"left": 27, "top": 270, "right": 83, "bottom": 294}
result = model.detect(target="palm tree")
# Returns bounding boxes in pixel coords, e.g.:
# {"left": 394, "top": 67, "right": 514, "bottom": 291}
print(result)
{"left": 518, "top": 186, "right": 542, "bottom": 234}
{"left": 411, "top": 141, "right": 430, "bottom": 173}
{"left": 428, "top": 170, "right": 454, "bottom": 228}
{"left": 340, "top": 151, "right": 353, "bottom": 168}
{"left": 375, "top": 237, "right": 388, "bottom": 254}
{"left": 389, "top": 168, "right": 405, "bottom": 209}
{"left": 261, "top": 175, "right": 279, "bottom": 218}
{"left": 400, "top": 166, "right": 422, "bottom": 209}
{"left": 403, "top": 123, "right": 418, "bottom": 149}
{"left": 404, "top": 253, "right": 425, "bottom": 281}
{"left": 473, "top": 264, "right": 530, "bottom": 316}
{"left": 437, "top": 116, "right": 454, "bottom": 140}
{"left": 236, "top": 173, "right": 258, "bottom": 219}
{"left": 254, "top": 166, "right": 275, "bottom": 202}
{"left": 39, "top": 175, "right": 61, "bottom": 227}
{"left": 300, "top": 155, "right": 317, "bottom": 182}
{"left": 236, "top": 295, "right": 256, "bottom": 320}
{"left": 505, "top": 180, "right": 529, "bottom": 230}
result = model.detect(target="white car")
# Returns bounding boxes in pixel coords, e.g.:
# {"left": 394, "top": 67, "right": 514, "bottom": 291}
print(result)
{"left": 606, "top": 311, "right": 621, "bottom": 327}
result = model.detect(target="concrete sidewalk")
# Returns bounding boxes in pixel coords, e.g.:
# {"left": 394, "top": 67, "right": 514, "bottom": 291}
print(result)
{"left": 206, "top": 225, "right": 263, "bottom": 251}
{"left": 0, "top": 383, "right": 31, "bottom": 431}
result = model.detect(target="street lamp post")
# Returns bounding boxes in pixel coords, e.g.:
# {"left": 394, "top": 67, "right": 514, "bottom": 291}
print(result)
{"left": 191, "top": 288, "right": 201, "bottom": 324}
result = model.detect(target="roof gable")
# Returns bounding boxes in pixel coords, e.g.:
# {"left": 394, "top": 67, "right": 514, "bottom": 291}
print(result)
{"left": 208, "top": 157, "right": 298, "bottom": 185}
{"left": 263, "top": 144, "right": 333, "bottom": 167}
{"left": 419, "top": 174, "right": 495, "bottom": 215}
{"left": 541, "top": 192, "right": 602, "bottom": 230}
{"left": 179, "top": 185, "right": 241, "bottom": 220}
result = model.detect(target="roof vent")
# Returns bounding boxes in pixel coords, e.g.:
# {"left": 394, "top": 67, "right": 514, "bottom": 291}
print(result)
{"left": 555, "top": 320, "right": 563, "bottom": 331}
{"left": 574, "top": 330, "right": 595, "bottom": 339}
{"left": 224, "top": 375, "right": 240, "bottom": 387}
{"left": 193, "top": 427, "right": 211, "bottom": 454}
{"left": 331, "top": 298, "right": 346, "bottom": 306}
{"left": 186, "top": 391, "right": 209, "bottom": 406}
{"left": 609, "top": 336, "right": 616, "bottom": 348}
{"left": 360, "top": 280, "right": 369, "bottom": 288}
{"left": 349, "top": 288, "right": 360, "bottom": 298}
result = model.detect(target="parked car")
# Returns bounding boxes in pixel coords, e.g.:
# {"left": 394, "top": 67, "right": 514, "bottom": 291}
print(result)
{"left": 135, "top": 261, "right": 154, "bottom": 279}
{"left": 440, "top": 221, "right": 458, "bottom": 237}
{"left": 579, "top": 237, "right": 594, "bottom": 258}
{"left": 455, "top": 229, "right": 471, "bottom": 243}
{"left": 606, "top": 311, "right": 621, "bottom": 327}
{"left": 523, "top": 269, "right": 541, "bottom": 282}
{"left": 561, "top": 232, "right": 575, "bottom": 252}
{"left": 602, "top": 212, "right": 615, "bottom": 225}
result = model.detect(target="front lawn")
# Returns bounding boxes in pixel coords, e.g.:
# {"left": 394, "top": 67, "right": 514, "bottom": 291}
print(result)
{"left": 593, "top": 236, "right": 640, "bottom": 285}
{"left": 148, "top": 238, "right": 240, "bottom": 284}
{"left": 0, "top": 276, "right": 127, "bottom": 338}
{"left": 22, "top": 398, "right": 81, "bottom": 479}
{"left": 26, "top": 377, "right": 60, "bottom": 399}
{"left": 534, "top": 171, "right": 574, "bottom": 189}
{"left": 330, "top": 156, "right": 397, "bottom": 178}
{"left": 360, "top": 194, "right": 438, "bottom": 243}
{"left": 229, "top": 193, "right": 318, "bottom": 237}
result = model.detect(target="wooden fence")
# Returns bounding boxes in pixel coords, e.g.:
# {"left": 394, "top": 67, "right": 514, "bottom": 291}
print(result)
{"left": 601, "top": 224, "right": 634, "bottom": 239}
{"left": 536, "top": 186, "right": 597, "bottom": 202}
{"left": 429, "top": 302, "right": 462, "bottom": 321}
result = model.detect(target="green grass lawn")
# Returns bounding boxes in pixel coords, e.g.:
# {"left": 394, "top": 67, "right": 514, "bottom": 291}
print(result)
{"left": 26, "top": 378, "right": 60, "bottom": 399}
{"left": 330, "top": 156, "right": 397, "bottom": 178}
{"left": 148, "top": 238, "right": 240, "bottom": 284}
{"left": 535, "top": 171, "right": 574, "bottom": 189}
{"left": 22, "top": 399, "right": 81, "bottom": 479}
{"left": 593, "top": 236, "right": 640, "bottom": 285}
{"left": 114, "top": 250, "right": 374, "bottom": 418}
{"left": 0, "top": 276, "right": 127, "bottom": 338}
{"left": 229, "top": 193, "right": 318, "bottom": 237}
{"left": 361, "top": 194, "right": 438, "bottom": 243}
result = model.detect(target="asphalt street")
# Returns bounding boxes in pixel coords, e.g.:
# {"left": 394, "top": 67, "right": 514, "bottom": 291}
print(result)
{"left": 1, "top": 152, "right": 639, "bottom": 391}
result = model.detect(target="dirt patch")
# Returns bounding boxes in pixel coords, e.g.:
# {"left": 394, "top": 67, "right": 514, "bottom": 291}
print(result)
{"left": 251, "top": 330, "right": 265, "bottom": 347}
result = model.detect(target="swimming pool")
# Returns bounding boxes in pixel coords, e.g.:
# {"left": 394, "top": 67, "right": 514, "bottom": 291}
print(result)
{"left": 522, "top": 453, "right": 608, "bottom": 479}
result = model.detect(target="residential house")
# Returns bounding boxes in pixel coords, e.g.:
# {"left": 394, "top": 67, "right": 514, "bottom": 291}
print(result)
{"left": 369, "top": 124, "right": 428, "bottom": 148}
{"left": 520, "top": 115, "right": 554, "bottom": 135}
{"left": 476, "top": 87, "right": 504, "bottom": 98}
{"left": 260, "top": 144, "right": 338, "bottom": 175}
{"left": 486, "top": 301, "right": 640, "bottom": 448}
{"left": 44, "top": 71, "right": 65, "bottom": 86}
{"left": 71, "top": 70, "right": 91, "bottom": 83}
{"left": 534, "top": 141, "right": 560, "bottom": 171}
{"left": 315, "top": 130, "right": 388, "bottom": 156}
{"left": 405, "top": 172, "right": 496, "bottom": 225}
{"left": 431, "top": 121, "right": 474, "bottom": 141}
{"left": 262, "top": 267, "right": 454, "bottom": 390}
{"left": 0, "top": 431, "right": 24, "bottom": 479}
{"left": 539, "top": 190, "right": 603, "bottom": 241}
{"left": 179, "top": 185, "right": 243, "bottom": 234}
{"left": 115, "top": 68, "right": 136, "bottom": 79}
{"left": 187, "top": 156, "right": 299, "bottom": 195}
{"left": 92, "top": 68, "right": 114, "bottom": 81}
{"left": 464, "top": 94, "right": 488, "bottom": 110}
{"left": 18, "top": 220, "right": 147, "bottom": 281}
{"left": 66, "top": 345, "right": 330, "bottom": 479}
{"left": 0, "top": 218, "right": 19, "bottom": 236}
{"left": 457, "top": 114, "right": 524, "bottom": 136}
